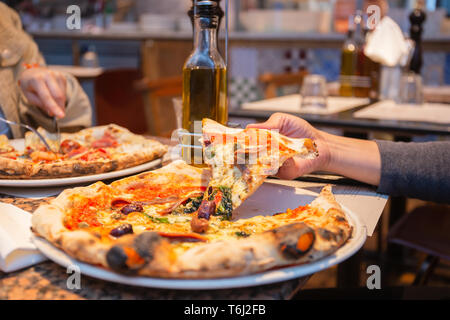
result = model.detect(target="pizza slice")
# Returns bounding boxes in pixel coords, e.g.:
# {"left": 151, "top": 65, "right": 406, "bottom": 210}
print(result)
{"left": 190, "top": 118, "right": 318, "bottom": 232}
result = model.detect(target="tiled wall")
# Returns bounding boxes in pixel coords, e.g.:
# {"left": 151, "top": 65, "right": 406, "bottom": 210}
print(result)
{"left": 229, "top": 46, "right": 449, "bottom": 109}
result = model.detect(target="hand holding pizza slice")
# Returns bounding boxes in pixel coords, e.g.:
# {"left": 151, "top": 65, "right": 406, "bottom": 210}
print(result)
{"left": 31, "top": 120, "right": 352, "bottom": 279}
{"left": 190, "top": 119, "right": 318, "bottom": 233}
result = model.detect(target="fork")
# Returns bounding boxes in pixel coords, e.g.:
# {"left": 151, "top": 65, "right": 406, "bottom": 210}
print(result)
{"left": 0, "top": 117, "right": 54, "bottom": 152}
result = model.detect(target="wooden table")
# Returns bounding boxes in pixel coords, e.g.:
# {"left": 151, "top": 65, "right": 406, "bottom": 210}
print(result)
{"left": 230, "top": 103, "right": 450, "bottom": 137}
{"left": 0, "top": 135, "right": 388, "bottom": 299}
{"left": 0, "top": 177, "right": 387, "bottom": 299}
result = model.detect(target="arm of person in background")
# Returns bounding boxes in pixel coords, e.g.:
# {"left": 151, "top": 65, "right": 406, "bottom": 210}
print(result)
{"left": 18, "top": 66, "right": 67, "bottom": 119}
{"left": 2, "top": 2, "right": 92, "bottom": 133}
{"left": 247, "top": 113, "right": 450, "bottom": 204}
{"left": 18, "top": 67, "right": 93, "bottom": 133}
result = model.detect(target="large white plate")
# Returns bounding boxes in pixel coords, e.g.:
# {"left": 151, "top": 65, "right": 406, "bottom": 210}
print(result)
{"left": 32, "top": 183, "right": 366, "bottom": 290}
{"left": 0, "top": 139, "right": 162, "bottom": 187}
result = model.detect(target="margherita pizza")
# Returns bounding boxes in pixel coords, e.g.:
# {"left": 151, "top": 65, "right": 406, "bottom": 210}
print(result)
{"left": 0, "top": 124, "right": 167, "bottom": 179}
{"left": 32, "top": 160, "right": 352, "bottom": 279}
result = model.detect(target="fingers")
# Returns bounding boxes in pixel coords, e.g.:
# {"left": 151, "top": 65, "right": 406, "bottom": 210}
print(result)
{"left": 19, "top": 69, "right": 66, "bottom": 118}
{"left": 275, "top": 158, "right": 303, "bottom": 180}
{"left": 21, "top": 90, "right": 42, "bottom": 108}
{"left": 33, "top": 78, "right": 65, "bottom": 118}
{"left": 246, "top": 113, "right": 310, "bottom": 138}
{"left": 275, "top": 157, "right": 315, "bottom": 180}
{"left": 246, "top": 113, "right": 284, "bottom": 130}
{"left": 45, "top": 74, "right": 66, "bottom": 113}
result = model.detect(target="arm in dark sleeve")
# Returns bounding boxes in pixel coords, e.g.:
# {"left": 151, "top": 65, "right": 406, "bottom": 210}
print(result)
{"left": 375, "top": 140, "right": 450, "bottom": 203}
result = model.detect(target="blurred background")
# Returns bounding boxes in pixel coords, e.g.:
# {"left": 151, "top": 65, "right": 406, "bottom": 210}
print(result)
{"left": 2, "top": 0, "right": 450, "bottom": 135}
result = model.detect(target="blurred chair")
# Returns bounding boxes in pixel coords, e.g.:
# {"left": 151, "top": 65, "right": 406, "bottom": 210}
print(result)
{"left": 94, "top": 68, "right": 148, "bottom": 134}
{"left": 134, "top": 75, "right": 183, "bottom": 137}
{"left": 258, "top": 70, "right": 308, "bottom": 99}
{"left": 387, "top": 204, "right": 450, "bottom": 286}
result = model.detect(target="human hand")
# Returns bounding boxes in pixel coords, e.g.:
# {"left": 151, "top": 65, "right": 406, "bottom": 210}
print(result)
{"left": 19, "top": 67, "right": 66, "bottom": 118}
{"left": 246, "top": 113, "right": 331, "bottom": 179}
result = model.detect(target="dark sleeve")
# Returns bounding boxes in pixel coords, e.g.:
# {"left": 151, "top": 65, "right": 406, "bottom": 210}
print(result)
{"left": 375, "top": 140, "right": 450, "bottom": 203}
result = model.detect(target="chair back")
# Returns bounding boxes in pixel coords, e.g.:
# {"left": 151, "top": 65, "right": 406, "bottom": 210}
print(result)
{"left": 259, "top": 70, "right": 309, "bottom": 99}
{"left": 94, "top": 68, "right": 148, "bottom": 134}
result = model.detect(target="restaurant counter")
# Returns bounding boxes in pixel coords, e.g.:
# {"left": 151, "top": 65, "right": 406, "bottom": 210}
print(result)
{"left": 30, "top": 29, "right": 450, "bottom": 50}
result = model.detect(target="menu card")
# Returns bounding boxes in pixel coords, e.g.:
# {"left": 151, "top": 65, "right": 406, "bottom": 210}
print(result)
{"left": 264, "top": 179, "right": 388, "bottom": 236}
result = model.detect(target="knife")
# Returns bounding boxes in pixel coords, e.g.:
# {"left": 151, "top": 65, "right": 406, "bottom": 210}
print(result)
{"left": 51, "top": 116, "right": 61, "bottom": 153}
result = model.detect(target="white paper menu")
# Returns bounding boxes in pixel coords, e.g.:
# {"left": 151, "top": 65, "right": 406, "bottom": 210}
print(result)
{"left": 263, "top": 179, "right": 388, "bottom": 236}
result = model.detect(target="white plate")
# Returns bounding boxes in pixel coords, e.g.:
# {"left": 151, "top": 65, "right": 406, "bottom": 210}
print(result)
{"left": 0, "top": 139, "right": 162, "bottom": 187}
{"left": 32, "top": 183, "right": 366, "bottom": 290}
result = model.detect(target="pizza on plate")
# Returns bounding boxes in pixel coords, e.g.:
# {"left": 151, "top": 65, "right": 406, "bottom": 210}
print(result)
{"left": 0, "top": 124, "right": 167, "bottom": 179}
{"left": 32, "top": 160, "right": 352, "bottom": 279}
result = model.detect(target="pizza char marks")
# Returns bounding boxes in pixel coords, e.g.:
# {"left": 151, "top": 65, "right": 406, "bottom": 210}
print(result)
{"left": 31, "top": 161, "right": 352, "bottom": 279}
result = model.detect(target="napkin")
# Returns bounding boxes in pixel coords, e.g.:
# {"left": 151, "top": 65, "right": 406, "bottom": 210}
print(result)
{"left": 364, "top": 16, "right": 412, "bottom": 67}
{"left": 0, "top": 203, "right": 47, "bottom": 272}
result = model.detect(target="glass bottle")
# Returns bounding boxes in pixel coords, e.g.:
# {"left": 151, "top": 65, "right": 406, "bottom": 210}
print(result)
{"left": 408, "top": 5, "right": 426, "bottom": 74}
{"left": 339, "top": 16, "right": 357, "bottom": 97}
{"left": 339, "top": 11, "right": 374, "bottom": 98}
{"left": 182, "top": 0, "right": 227, "bottom": 165}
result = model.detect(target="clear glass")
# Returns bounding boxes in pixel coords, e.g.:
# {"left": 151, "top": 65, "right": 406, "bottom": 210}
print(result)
{"left": 397, "top": 73, "right": 423, "bottom": 105}
{"left": 172, "top": 97, "right": 182, "bottom": 130}
{"left": 300, "top": 75, "right": 328, "bottom": 109}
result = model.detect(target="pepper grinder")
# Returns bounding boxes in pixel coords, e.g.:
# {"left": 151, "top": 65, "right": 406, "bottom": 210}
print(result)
{"left": 408, "top": 3, "right": 426, "bottom": 74}
{"left": 188, "top": 0, "right": 224, "bottom": 35}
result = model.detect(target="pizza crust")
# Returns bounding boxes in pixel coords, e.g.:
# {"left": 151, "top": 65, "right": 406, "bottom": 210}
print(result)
{"left": 198, "top": 119, "right": 319, "bottom": 223}
{"left": 0, "top": 125, "right": 168, "bottom": 179}
{"left": 32, "top": 162, "right": 353, "bottom": 279}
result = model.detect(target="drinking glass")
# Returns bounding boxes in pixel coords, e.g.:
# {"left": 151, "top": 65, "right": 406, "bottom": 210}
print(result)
{"left": 300, "top": 75, "right": 328, "bottom": 109}
{"left": 398, "top": 73, "right": 423, "bottom": 105}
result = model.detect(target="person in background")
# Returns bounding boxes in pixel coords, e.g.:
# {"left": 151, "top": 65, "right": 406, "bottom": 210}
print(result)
{"left": 248, "top": 113, "right": 450, "bottom": 204}
{"left": 0, "top": 2, "right": 92, "bottom": 139}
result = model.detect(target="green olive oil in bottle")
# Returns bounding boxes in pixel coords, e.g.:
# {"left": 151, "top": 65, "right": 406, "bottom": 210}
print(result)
{"left": 182, "top": 1, "right": 228, "bottom": 165}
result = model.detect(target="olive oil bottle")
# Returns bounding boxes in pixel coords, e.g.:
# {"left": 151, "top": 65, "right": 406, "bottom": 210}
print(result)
{"left": 339, "top": 12, "right": 373, "bottom": 98}
{"left": 339, "top": 27, "right": 357, "bottom": 97}
{"left": 182, "top": 1, "right": 228, "bottom": 165}
{"left": 182, "top": 67, "right": 227, "bottom": 133}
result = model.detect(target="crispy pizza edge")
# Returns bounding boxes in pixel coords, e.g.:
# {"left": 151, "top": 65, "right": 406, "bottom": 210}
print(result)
{"left": 0, "top": 125, "right": 168, "bottom": 179}
{"left": 31, "top": 161, "right": 353, "bottom": 279}
{"left": 30, "top": 160, "right": 207, "bottom": 273}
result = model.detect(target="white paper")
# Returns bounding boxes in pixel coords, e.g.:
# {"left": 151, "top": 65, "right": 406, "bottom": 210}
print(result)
{"left": 0, "top": 203, "right": 47, "bottom": 272}
{"left": 364, "top": 16, "right": 411, "bottom": 67}
{"left": 354, "top": 100, "right": 450, "bottom": 124}
{"left": 262, "top": 179, "right": 388, "bottom": 236}
{"left": 242, "top": 94, "right": 369, "bottom": 115}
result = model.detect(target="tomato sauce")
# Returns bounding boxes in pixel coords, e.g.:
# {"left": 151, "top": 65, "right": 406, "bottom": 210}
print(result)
{"left": 126, "top": 184, "right": 206, "bottom": 202}
{"left": 64, "top": 194, "right": 114, "bottom": 230}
